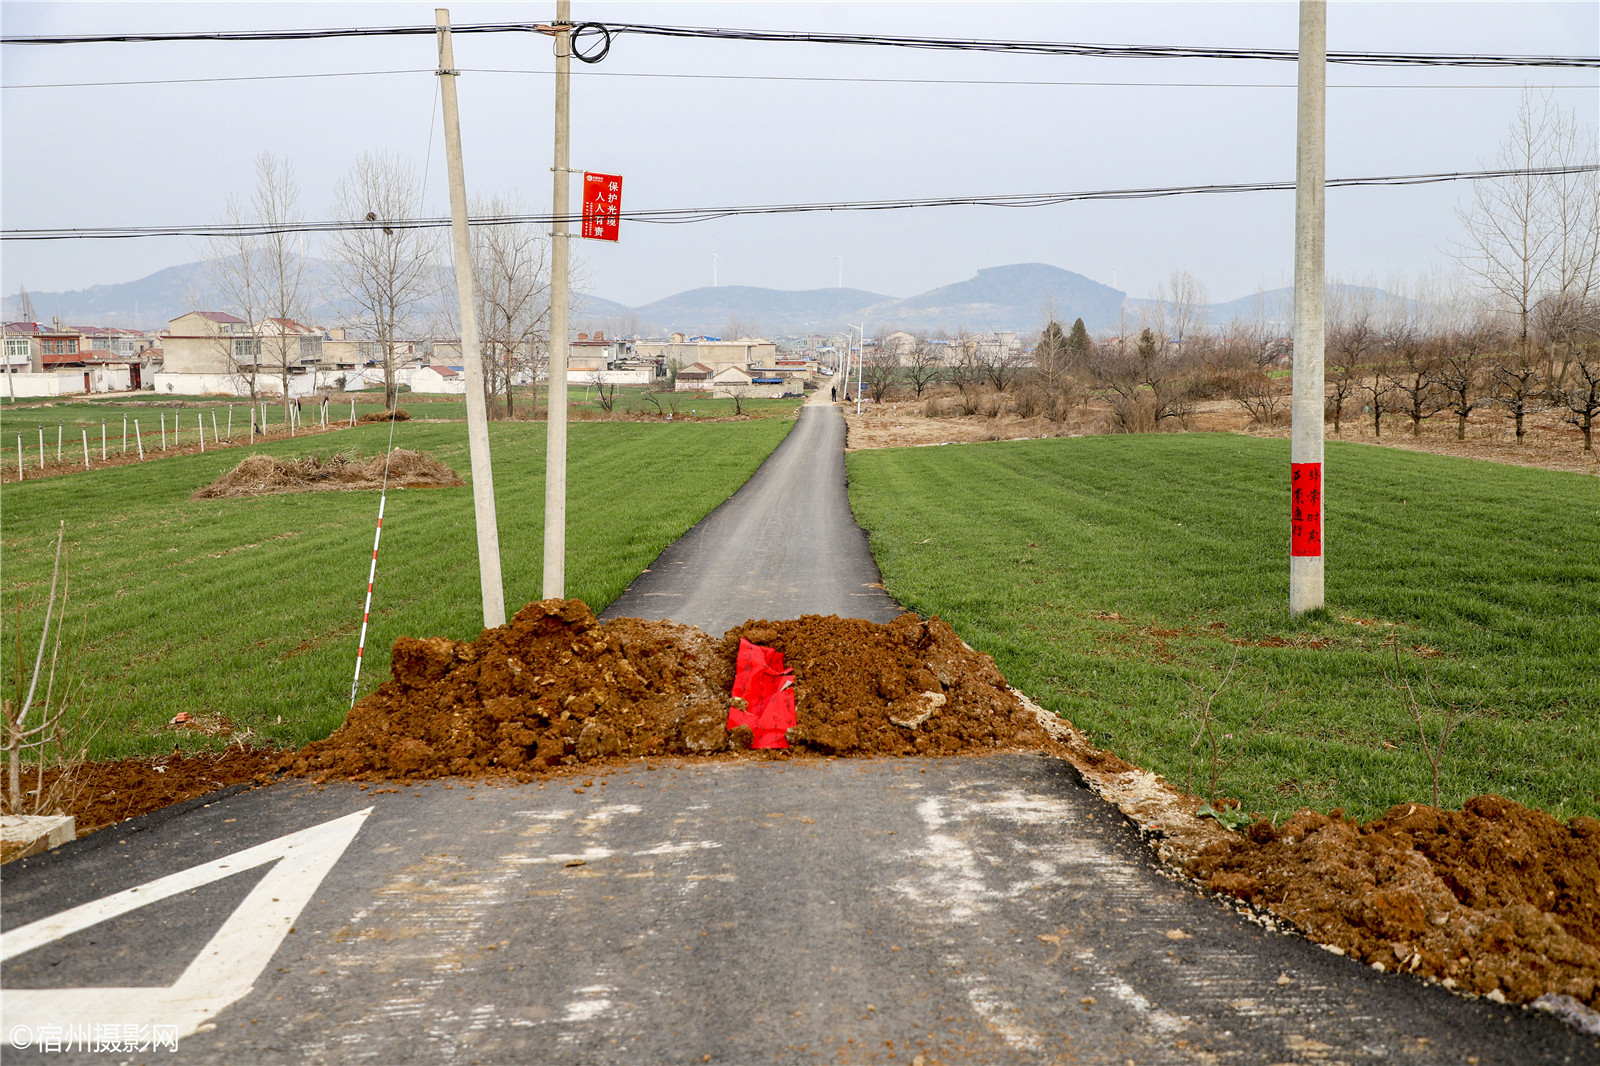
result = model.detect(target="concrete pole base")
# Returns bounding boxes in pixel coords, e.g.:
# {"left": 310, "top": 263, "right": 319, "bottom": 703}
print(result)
{"left": 1290, "top": 555, "right": 1325, "bottom": 616}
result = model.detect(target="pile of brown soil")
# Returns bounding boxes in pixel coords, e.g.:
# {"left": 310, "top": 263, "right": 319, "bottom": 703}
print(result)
{"left": 192, "top": 448, "right": 461, "bottom": 498}
{"left": 1186, "top": 797, "right": 1600, "bottom": 1007}
{"left": 1, "top": 748, "right": 282, "bottom": 848}
{"left": 281, "top": 599, "right": 1047, "bottom": 781}
{"left": 358, "top": 407, "right": 411, "bottom": 423}
{"left": 724, "top": 614, "right": 1048, "bottom": 756}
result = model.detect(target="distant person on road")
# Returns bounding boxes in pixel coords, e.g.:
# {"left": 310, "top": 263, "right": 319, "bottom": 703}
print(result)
{"left": 831, "top": 386, "right": 837, "bottom": 401}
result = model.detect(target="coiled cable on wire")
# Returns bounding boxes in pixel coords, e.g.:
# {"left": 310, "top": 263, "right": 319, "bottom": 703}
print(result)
{"left": 570, "top": 23, "right": 611, "bottom": 64}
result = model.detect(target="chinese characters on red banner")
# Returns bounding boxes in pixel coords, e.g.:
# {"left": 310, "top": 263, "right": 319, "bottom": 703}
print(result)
{"left": 1290, "top": 462, "right": 1323, "bottom": 557}
{"left": 581, "top": 172, "right": 622, "bottom": 242}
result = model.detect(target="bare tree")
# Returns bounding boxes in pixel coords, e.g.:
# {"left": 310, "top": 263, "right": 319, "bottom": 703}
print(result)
{"left": 1149, "top": 270, "right": 1211, "bottom": 356}
{"left": 1384, "top": 336, "right": 1441, "bottom": 437}
{"left": 1553, "top": 358, "right": 1599, "bottom": 451}
{"left": 1092, "top": 327, "right": 1195, "bottom": 431}
{"left": 1325, "top": 283, "right": 1378, "bottom": 436}
{"left": 457, "top": 194, "right": 550, "bottom": 418}
{"left": 1433, "top": 313, "right": 1494, "bottom": 440}
{"left": 1455, "top": 91, "right": 1600, "bottom": 387}
{"left": 946, "top": 334, "right": 986, "bottom": 413}
{"left": 861, "top": 343, "right": 900, "bottom": 403}
{"left": 201, "top": 195, "right": 265, "bottom": 399}
{"left": 1552, "top": 313, "right": 1599, "bottom": 450}
{"left": 1491, "top": 347, "right": 1544, "bottom": 443}
{"left": 330, "top": 151, "right": 434, "bottom": 410}
{"left": 903, "top": 335, "right": 942, "bottom": 398}
{"left": 251, "top": 154, "right": 310, "bottom": 419}
{"left": 978, "top": 337, "right": 1023, "bottom": 393}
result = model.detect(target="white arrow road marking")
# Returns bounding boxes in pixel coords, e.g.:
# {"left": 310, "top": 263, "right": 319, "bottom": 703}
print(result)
{"left": 1, "top": 807, "right": 372, "bottom": 1040}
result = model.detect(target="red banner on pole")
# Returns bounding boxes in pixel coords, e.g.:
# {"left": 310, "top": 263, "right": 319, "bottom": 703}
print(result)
{"left": 581, "top": 172, "right": 622, "bottom": 242}
{"left": 1290, "top": 462, "right": 1323, "bottom": 557}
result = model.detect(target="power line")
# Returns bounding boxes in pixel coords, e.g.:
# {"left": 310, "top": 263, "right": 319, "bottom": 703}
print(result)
{"left": 1, "top": 68, "right": 431, "bottom": 90}
{"left": 6, "top": 165, "right": 1594, "bottom": 242}
{"left": 2, "top": 20, "right": 1594, "bottom": 68}
{"left": 7, "top": 65, "right": 1594, "bottom": 91}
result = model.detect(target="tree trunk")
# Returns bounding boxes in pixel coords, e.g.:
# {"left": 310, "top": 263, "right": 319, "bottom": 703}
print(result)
{"left": 1457, "top": 413, "right": 1467, "bottom": 440}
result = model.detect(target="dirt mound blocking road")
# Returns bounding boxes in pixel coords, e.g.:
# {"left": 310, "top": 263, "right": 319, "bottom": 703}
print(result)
{"left": 1188, "top": 798, "right": 1600, "bottom": 1007}
{"left": 192, "top": 448, "right": 461, "bottom": 498}
{"left": 283, "top": 599, "right": 1047, "bottom": 781}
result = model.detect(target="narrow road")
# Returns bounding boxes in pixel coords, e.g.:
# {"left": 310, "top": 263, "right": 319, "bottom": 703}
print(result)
{"left": 2, "top": 391, "right": 1593, "bottom": 1063}
{"left": 602, "top": 391, "right": 902, "bottom": 634}
{"left": 4, "top": 760, "right": 1589, "bottom": 1064}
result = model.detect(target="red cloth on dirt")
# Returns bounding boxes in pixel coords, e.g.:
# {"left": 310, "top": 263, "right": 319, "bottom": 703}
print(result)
{"left": 728, "top": 639, "right": 795, "bottom": 749}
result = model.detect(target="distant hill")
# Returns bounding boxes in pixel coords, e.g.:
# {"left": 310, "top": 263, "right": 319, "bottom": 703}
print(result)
{"left": 620, "top": 285, "right": 892, "bottom": 336}
{"left": 3, "top": 259, "right": 345, "bottom": 330}
{"left": 3, "top": 263, "right": 210, "bottom": 329}
{"left": 866, "top": 263, "right": 1124, "bottom": 334}
{"left": 5, "top": 260, "right": 1402, "bottom": 339}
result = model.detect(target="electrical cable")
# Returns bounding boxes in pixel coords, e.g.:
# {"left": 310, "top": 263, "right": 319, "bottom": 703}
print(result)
{"left": 2, "top": 21, "right": 1594, "bottom": 68}
{"left": 7, "top": 66, "right": 1592, "bottom": 91}
{"left": 5, "top": 164, "right": 1594, "bottom": 242}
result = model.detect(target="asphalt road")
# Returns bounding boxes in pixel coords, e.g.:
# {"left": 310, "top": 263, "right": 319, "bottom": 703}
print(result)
{"left": 601, "top": 395, "right": 903, "bottom": 634}
{"left": 4, "top": 757, "right": 1592, "bottom": 1065}
{"left": 2, "top": 395, "right": 1594, "bottom": 1063}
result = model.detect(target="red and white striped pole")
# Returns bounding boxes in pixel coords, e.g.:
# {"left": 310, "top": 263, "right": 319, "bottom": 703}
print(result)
{"left": 349, "top": 494, "right": 387, "bottom": 708}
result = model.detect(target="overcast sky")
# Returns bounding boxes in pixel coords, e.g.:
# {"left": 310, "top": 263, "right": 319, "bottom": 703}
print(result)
{"left": 2, "top": 1, "right": 1595, "bottom": 311}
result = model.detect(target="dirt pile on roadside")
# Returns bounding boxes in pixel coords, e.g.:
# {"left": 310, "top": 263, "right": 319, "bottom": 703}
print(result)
{"left": 193, "top": 448, "right": 461, "bottom": 498}
{"left": 1186, "top": 796, "right": 1600, "bottom": 1007}
{"left": 282, "top": 599, "right": 1047, "bottom": 781}
{"left": 1, "top": 748, "right": 282, "bottom": 848}
{"left": 723, "top": 614, "right": 1048, "bottom": 756}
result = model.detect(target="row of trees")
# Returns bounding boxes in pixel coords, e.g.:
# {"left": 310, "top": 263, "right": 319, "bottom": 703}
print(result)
{"left": 203, "top": 150, "right": 564, "bottom": 416}
{"left": 864, "top": 281, "right": 1596, "bottom": 451}
{"left": 863, "top": 94, "right": 1598, "bottom": 451}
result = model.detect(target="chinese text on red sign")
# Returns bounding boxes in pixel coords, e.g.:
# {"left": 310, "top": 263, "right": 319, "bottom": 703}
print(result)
{"left": 581, "top": 172, "right": 622, "bottom": 242}
{"left": 1290, "top": 462, "right": 1323, "bottom": 557}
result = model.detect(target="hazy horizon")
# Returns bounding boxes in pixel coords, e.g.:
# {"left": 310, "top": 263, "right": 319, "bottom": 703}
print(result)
{"left": 3, "top": 2, "right": 1595, "bottom": 309}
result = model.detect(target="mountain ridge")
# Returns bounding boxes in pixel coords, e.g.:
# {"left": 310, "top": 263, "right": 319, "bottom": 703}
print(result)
{"left": 4, "top": 262, "right": 1391, "bottom": 338}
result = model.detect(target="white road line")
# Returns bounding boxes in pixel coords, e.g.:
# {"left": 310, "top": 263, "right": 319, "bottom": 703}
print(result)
{"left": 1, "top": 807, "right": 372, "bottom": 1041}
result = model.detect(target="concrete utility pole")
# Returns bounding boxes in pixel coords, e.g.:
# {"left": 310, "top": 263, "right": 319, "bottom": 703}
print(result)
{"left": 436, "top": 8, "right": 507, "bottom": 628}
{"left": 854, "top": 322, "right": 866, "bottom": 415}
{"left": 1290, "top": 0, "right": 1326, "bottom": 616}
{"left": 543, "top": 0, "right": 572, "bottom": 599}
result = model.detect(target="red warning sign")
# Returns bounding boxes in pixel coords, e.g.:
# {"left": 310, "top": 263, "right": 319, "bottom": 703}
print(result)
{"left": 581, "top": 172, "right": 622, "bottom": 242}
{"left": 1291, "top": 462, "right": 1323, "bottom": 557}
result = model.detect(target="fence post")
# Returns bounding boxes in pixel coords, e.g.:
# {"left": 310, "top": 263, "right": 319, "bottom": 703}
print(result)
{"left": 16, "top": 434, "right": 22, "bottom": 481}
{"left": 81, "top": 428, "right": 89, "bottom": 468}
{"left": 101, "top": 419, "right": 107, "bottom": 460}
{"left": 135, "top": 419, "right": 144, "bottom": 460}
{"left": 198, "top": 413, "right": 205, "bottom": 453}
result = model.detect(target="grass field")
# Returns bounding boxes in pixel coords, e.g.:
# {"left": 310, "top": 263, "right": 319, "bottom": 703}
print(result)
{"left": 0, "top": 392, "right": 803, "bottom": 477}
{"left": 2, "top": 415, "right": 796, "bottom": 756}
{"left": 848, "top": 433, "right": 1600, "bottom": 821}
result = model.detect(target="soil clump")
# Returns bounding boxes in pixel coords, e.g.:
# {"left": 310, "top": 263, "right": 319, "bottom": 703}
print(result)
{"left": 2, "top": 748, "right": 281, "bottom": 851}
{"left": 193, "top": 448, "right": 462, "bottom": 498}
{"left": 282, "top": 599, "right": 1047, "bottom": 781}
{"left": 1184, "top": 796, "right": 1600, "bottom": 1008}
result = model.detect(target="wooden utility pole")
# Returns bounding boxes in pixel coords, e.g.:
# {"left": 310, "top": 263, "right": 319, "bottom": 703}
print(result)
{"left": 544, "top": 0, "right": 573, "bottom": 599}
{"left": 436, "top": 8, "right": 507, "bottom": 628}
{"left": 1290, "top": 0, "right": 1326, "bottom": 615}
